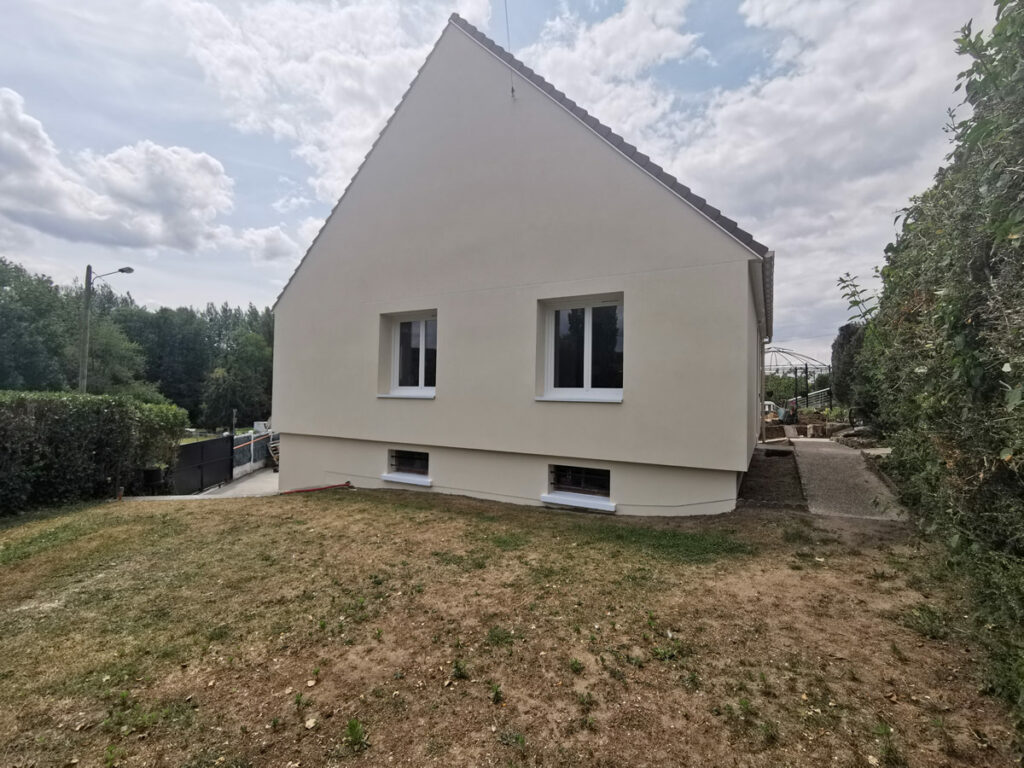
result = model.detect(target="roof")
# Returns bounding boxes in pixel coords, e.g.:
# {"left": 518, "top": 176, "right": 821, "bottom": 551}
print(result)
{"left": 448, "top": 13, "right": 770, "bottom": 259}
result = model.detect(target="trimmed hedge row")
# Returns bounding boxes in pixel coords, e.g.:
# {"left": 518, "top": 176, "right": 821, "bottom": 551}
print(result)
{"left": 0, "top": 391, "right": 188, "bottom": 513}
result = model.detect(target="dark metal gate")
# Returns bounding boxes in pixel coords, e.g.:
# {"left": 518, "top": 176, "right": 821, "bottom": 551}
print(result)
{"left": 172, "top": 436, "right": 233, "bottom": 494}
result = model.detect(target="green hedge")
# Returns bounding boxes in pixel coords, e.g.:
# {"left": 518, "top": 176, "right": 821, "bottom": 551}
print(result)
{"left": 0, "top": 391, "right": 188, "bottom": 513}
{"left": 841, "top": 3, "right": 1024, "bottom": 728}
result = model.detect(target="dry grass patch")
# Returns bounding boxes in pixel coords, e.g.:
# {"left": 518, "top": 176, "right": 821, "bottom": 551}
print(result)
{"left": 0, "top": 491, "right": 1018, "bottom": 767}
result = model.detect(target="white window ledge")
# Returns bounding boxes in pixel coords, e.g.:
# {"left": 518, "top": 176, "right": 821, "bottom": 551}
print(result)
{"left": 381, "top": 472, "right": 433, "bottom": 487}
{"left": 536, "top": 394, "right": 622, "bottom": 403}
{"left": 540, "top": 491, "right": 616, "bottom": 513}
{"left": 378, "top": 391, "right": 436, "bottom": 400}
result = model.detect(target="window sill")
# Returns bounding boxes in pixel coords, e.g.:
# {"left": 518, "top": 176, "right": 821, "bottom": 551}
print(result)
{"left": 381, "top": 472, "right": 433, "bottom": 487}
{"left": 540, "top": 491, "right": 616, "bottom": 513}
{"left": 536, "top": 394, "right": 622, "bottom": 403}
{"left": 378, "top": 391, "right": 436, "bottom": 400}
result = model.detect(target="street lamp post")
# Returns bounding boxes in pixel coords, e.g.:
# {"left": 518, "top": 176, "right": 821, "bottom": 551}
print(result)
{"left": 77, "top": 264, "right": 134, "bottom": 393}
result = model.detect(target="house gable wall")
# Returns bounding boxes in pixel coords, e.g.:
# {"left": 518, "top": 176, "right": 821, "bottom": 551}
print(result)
{"left": 274, "top": 24, "right": 760, "bottom": 472}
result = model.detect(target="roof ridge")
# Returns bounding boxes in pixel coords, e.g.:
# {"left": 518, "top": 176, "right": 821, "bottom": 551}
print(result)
{"left": 447, "top": 13, "right": 768, "bottom": 257}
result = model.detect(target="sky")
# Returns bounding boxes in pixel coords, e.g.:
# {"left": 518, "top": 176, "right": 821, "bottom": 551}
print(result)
{"left": 0, "top": 0, "right": 995, "bottom": 362}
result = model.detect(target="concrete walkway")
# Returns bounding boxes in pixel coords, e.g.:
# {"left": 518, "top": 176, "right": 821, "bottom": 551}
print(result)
{"left": 792, "top": 438, "right": 905, "bottom": 520}
{"left": 200, "top": 467, "right": 279, "bottom": 497}
{"left": 125, "top": 467, "right": 279, "bottom": 502}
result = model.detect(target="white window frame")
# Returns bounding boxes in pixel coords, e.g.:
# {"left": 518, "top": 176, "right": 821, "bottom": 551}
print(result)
{"left": 387, "top": 313, "right": 436, "bottom": 398}
{"left": 540, "top": 297, "right": 623, "bottom": 403}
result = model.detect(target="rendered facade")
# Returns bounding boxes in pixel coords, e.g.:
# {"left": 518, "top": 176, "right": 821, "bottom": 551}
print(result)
{"left": 272, "top": 14, "right": 774, "bottom": 516}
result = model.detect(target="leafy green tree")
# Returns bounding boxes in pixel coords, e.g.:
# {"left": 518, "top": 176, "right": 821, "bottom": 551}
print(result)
{"left": 0, "top": 259, "right": 68, "bottom": 390}
{"left": 200, "top": 331, "right": 273, "bottom": 428}
{"left": 830, "top": 323, "right": 865, "bottom": 406}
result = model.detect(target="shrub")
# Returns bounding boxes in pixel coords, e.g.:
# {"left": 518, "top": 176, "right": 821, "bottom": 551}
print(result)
{"left": 836, "top": 1, "right": 1024, "bottom": 728}
{"left": 0, "top": 391, "right": 188, "bottom": 512}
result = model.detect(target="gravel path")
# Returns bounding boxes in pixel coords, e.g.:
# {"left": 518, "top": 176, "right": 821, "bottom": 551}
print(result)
{"left": 792, "top": 438, "right": 905, "bottom": 520}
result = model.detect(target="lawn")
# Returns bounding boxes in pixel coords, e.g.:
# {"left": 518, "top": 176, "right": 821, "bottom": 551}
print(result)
{"left": 0, "top": 491, "right": 1017, "bottom": 767}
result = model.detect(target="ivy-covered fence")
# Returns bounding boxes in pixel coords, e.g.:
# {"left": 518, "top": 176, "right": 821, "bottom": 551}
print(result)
{"left": 0, "top": 392, "right": 188, "bottom": 513}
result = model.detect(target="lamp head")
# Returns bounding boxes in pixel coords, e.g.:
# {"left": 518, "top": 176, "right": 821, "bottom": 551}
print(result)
{"left": 118, "top": 267, "right": 134, "bottom": 274}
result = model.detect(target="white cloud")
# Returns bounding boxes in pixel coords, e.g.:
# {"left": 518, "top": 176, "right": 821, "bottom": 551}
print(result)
{"left": 271, "top": 194, "right": 312, "bottom": 214}
{"left": 0, "top": 87, "right": 304, "bottom": 264}
{"left": 0, "top": 87, "right": 233, "bottom": 250}
{"left": 218, "top": 224, "right": 301, "bottom": 263}
{"left": 170, "top": 0, "right": 491, "bottom": 203}
{"left": 519, "top": 0, "right": 706, "bottom": 143}
{"left": 296, "top": 216, "right": 325, "bottom": 252}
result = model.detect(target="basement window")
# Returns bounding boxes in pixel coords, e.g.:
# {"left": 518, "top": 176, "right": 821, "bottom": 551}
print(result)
{"left": 381, "top": 449, "right": 432, "bottom": 487}
{"left": 540, "top": 465, "right": 615, "bottom": 512}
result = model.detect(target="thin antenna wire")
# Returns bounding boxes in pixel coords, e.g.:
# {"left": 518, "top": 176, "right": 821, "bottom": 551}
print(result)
{"left": 503, "top": 0, "right": 515, "bottom": 98}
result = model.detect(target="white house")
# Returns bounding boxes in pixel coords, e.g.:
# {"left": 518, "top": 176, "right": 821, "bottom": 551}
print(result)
{"left": 271, "top": 14, "right": 773, "bottom": 516}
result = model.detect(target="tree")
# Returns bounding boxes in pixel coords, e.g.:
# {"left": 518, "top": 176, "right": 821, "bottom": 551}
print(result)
{"left": 830, "top": 323, "right": 865, "bottom": 406}
{"left": 0, "top": 259, "right": 68, "bottom": 390}
{"left": 200, "top": 331, "right": 273, "bottom": 428}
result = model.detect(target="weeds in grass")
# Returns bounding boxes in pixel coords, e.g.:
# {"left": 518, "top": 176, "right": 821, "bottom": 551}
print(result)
{"left": 100, "top": 690, "right": 193, "bottom": 736}
{"left": 576, "top": 691, "right": 597, "bottom": 714}
{"left": 569, "top": 657, "right": 584, "bottom": 675}
{"left": 294, "top": 693, "right": 311, "bottom": 710}
{"left": 492, "top": 532, "right": 528, "bottom": 551}
{"left": 498, "top": 730, "right": 525, "bottom": 749}
{"left": 104, "top": 744, "right": 126, "bottom": 768}
{"left": 206, "top": 624, "right": 230, "bottom": 642}
{"left": 487, "top": 626, "right": 514, "bottom": 647}
{"left": 433, "top": 550, "right": 489, "bottom": 571}
{"left": 682, "top": 669, "right": 701, "bottom": 690}
{"left": 782, "top": 526, "right": 814, "bottom": 545}
{"left": 759, "top": 719, "right": 780, "bottom": 747}
{"left": 651, "top": 639, "right": 693, "bottom": 662}
{"left": 930, "top": 716, "right": 959, "bottom": 756}
{"left": 571, "top": 522, "right": 751, "bottom": 563}
{"left": 452, "top": 659, "right": 469, "bottom": 680}
{"left": 738, "top": 697, "right": 757, "bottom": 719}
{"left": 344, "top": 596, "right": 370, "bottom": 623}
{"left": 872, "top": 720, "right": 908, "bottom": 767}
{"left": 345, "top": 717, "right": 370, "bottom": 752}
{"left": 490, "top": 682, "right": 504, "bottom": 704}
{"left": 902, "top": 603, "right": 949, "bottom": 640}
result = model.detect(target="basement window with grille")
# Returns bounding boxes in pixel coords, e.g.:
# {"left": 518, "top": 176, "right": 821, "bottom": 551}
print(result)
{"left": 540, "top": 464, "right": 615, "bottom": 512}
{"left": 381, "top": 449, "right": 432, "bottom": 487}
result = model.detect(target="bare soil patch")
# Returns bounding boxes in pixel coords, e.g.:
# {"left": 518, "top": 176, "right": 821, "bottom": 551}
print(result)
{"left": 0, "top": 492, "right": 1018, "bottom": 767}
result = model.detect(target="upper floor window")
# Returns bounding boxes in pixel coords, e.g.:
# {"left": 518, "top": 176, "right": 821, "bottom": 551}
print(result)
{"left": 542, "top": 295, "right": 623, "bottom": 401}
{"left": 388, "top": 312, "right": 436, "bottom": 396}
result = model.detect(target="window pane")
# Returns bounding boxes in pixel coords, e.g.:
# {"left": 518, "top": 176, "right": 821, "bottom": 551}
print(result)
{"left": 553, "top": 308, "right": 584, "bottom": 388}
{"left": 392, "top": 450, "right": 429, "bottom": 475}
{"left": 424, "top": 318, "right": 437, "bottom": 387}
{"left": 591, "top": 304, "right": 623, "bottom": 388}
{"left": 550, "top": 465, "right": 610, "bottom": 496}
{"left": 398, "top": 320, "right": 420, "bottom": 387}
